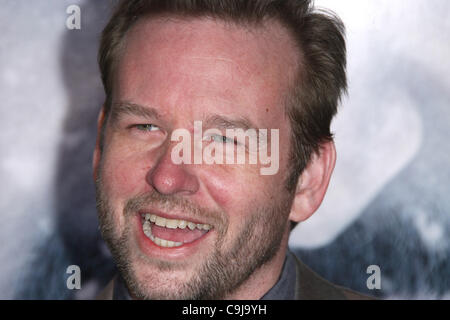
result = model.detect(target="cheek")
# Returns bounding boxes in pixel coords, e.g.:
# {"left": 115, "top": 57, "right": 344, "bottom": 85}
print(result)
{"left": 199, "top": 165, "right": 280, "bottom": 217}
{"left": 100, "top": 144, "right": 152, "bottom": 199}
{"left": 201, "top": 172, "right": 239, "bottom": 209}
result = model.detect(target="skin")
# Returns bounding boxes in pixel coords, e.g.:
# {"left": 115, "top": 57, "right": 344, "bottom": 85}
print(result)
{"left": 93, "top": 16, "right": 336, "bottom": 299}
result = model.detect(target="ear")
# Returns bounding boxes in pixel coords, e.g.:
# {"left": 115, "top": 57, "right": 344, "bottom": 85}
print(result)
{"left": 288, "top": 140, "right": 336, "bottom": 223}
{"left": 92, "top": 106, "right": 107, "bottom": 182}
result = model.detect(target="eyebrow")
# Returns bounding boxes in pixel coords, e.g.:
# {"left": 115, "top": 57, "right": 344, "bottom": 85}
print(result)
{"left": 203, "top": 114, "right": 257, "bottom": 131}
{"left": 110, "top": 102, "right": 161, "bottom": 122}
{"left": 109, "top": 102, "right": 260, "bottom": 132}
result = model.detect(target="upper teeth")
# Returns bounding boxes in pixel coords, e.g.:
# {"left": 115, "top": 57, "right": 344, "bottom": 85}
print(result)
{"left": 143, "top": 213, "right": 212, "bottom": 231}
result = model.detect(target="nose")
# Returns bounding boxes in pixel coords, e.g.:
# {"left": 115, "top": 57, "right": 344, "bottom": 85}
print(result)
{"left": 146, "top": 144, "right": 200, "bottom": 196}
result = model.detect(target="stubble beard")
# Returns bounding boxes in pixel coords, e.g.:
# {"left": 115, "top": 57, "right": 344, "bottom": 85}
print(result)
{"left": 95, "top": 174, "right": 293, "bottom": 300}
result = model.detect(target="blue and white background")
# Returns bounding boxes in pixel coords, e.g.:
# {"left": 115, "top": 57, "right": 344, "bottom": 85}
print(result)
{"left": 0, "top": 0, "right": 449, "bottom": 299}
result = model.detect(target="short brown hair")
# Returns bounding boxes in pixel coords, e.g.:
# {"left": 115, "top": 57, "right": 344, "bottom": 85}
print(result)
{"left": 98, "top": 0, "right": 347, "bottom": 191}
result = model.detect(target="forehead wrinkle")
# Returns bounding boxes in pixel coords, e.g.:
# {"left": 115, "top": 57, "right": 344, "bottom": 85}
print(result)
{"left": 185, "top": 56, "right": 251, "bottom": 77}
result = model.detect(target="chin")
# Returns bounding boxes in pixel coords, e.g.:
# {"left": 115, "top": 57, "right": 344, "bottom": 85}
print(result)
{"left": 116, "top": 246, "right": 204, "bottom": 299}
{"left": 128, "top": 263, "right": 202, "bottom": 299}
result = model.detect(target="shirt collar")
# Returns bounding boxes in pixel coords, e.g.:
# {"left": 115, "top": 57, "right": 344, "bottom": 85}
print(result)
{"left": 260, "top": 249, "right": 297, "bottom": 300}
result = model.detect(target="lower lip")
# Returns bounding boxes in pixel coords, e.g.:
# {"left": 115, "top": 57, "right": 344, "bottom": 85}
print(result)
{"left": 134, "top": 214, "right": 213, "bottom": 259}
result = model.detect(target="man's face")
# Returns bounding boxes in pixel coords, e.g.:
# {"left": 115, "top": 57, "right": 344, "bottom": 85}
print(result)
{"left": 95, "top": 17, "right": 299, "bottom": 299}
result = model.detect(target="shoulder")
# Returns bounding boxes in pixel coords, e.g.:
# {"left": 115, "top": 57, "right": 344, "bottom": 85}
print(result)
{"left": 292, "top": 254, "right": 375, "bottom": 300}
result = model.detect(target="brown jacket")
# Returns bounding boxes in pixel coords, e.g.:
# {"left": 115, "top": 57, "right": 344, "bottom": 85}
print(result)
{"left": 96, "top": 255, "right": 373, "bottom": 300}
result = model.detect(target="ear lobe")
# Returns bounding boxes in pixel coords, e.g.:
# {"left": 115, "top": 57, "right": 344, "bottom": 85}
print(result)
{"left": 288, "top": 141, "right": 336, "bottom": 223}
{"left": 92, "top": 106, "right": 107, "bottom": 182}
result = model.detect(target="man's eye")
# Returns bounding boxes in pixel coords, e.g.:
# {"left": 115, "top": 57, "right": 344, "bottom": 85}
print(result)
{"left": 134, "top": 124, "right": 160, "bottom": 132}
{"left": 211, "top": 135, "right": 236, "bottom": 144}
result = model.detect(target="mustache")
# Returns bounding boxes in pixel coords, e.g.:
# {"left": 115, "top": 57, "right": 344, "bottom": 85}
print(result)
{"left": 123, "top": 191, "right": 228, "bottom": 233}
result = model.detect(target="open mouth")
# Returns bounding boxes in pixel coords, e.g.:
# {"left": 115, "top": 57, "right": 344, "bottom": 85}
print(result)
{"left": 140, "top": 213, "right": 212, "bottom": 248}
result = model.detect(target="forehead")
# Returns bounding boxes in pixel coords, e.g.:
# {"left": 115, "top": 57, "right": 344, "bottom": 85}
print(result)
{"left": 114, "top": 16, "right": 299, "bottom": 126}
